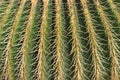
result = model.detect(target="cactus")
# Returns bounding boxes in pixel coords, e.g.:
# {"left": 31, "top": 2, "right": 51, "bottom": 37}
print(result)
{"left": 0, "top": 0, "right": 120, "bottom": 80}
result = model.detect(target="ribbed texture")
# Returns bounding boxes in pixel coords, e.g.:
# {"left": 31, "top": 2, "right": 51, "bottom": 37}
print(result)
{"left": 0, "top": 0, "right": 120, "bottom": 80}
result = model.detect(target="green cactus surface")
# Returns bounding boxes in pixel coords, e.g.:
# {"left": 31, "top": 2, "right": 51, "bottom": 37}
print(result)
{"left": 0, "top": 0, "right": 120, "bottom": 80}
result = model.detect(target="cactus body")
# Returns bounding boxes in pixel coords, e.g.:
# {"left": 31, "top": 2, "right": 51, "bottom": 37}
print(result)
{"left": 0, "top": 0, "right": 120, "bottom": 80}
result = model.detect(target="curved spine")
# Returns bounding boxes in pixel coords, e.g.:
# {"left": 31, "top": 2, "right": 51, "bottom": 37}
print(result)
{"left": 37, "top": 0, "right": 50, "bottom": 80}
{"left": 2, "top": 0, "right": 26, "bottom": 79}
{"left": 0, "top": 0, "right": 12, "bottom": 73}
{"left": 5, "top": 0, "right": 31, "bottom": 79}
{"left": 94, "top": 0, "right": 120, "bottom": 80}
{"left": 20, "top": 0, "right": 37, "bottom": 80}
{"left": 67, "top": 0, "right": 83, "bottom": 80}
{"left": 0, "top": 0, "right": 12, "bottom": 30}
{"left": 107, "top": 0, "right": 120, "bottom": 24}
{"left": 0, "top": 0, "right": 21, "bottom": 79}
{"left": 80, "top": 0, "right": 104, "bottom": 80}
{"left": 52, "top": 0, "right": 66, "bottom": 80}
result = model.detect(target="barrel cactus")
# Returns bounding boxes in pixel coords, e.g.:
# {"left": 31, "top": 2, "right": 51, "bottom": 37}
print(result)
{"left": 0, "top": 0, "right": 120, "bottom": 80}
